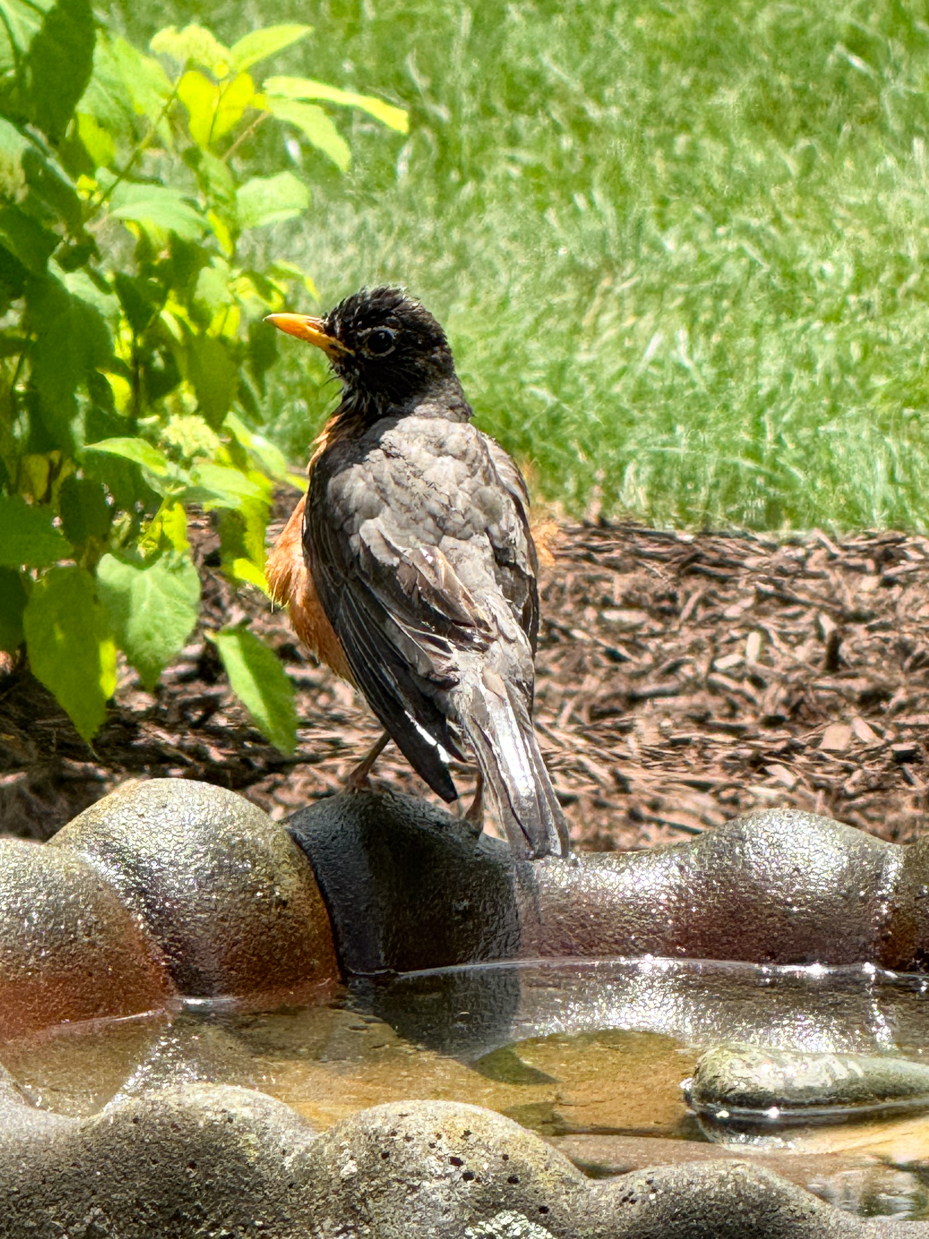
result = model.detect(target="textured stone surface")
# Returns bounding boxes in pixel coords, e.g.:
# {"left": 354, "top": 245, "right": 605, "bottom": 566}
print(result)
{"left": 0, "top": 1087, "right": 923, "bottom": 1236}
{"left": 0, "top": 1013, "right": 168, "bottom": 1117}
{"left": 0, "top": 1083, "right": 318, "bottom": 1237}
{"left": 302, "top": 1099, "right": 586, "bottom": 1235}
{"left": 0, "top": 838, "right": 171, "bottom": 1039}
{"left": 526, "top": 809, "right": 904, "bottom": 965}
{"left": 287, "top": 796, "right": 926, "bottom": 970}
{"left": 287, "top": 789, "right": 522, "bottom": 974}
{"left": 883, "top": 836, "right": 929, "bottom": 970}
{"left": 551, "top": 1130, "right": 925, "bottom": 1215}
{"left": 52, "top": 779, "right": 338, "bottom": 1001}
{"left": 302, "top": 1100, "right": 921, "bottom": 1237}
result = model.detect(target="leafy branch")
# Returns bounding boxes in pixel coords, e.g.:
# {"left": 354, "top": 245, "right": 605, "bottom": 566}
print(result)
{"left": 0, "top": 10, "right": 408, "bottom": 750}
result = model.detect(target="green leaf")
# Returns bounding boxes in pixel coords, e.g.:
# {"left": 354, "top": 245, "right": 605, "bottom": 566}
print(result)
{"left": 186, "top": 333, "right": 238, "bottom": 428}
{"left": 75, "top": 110, "right": 115, "bottom": 167}
{"left": 108, "top": 36, "right": 173, "bottom": 127}
{"left": 97, "top": 550, "right": 200, "bottom": 690}
{"left": 0, "top": 0, "right": 51, "bottom": 72}
{"left": 0, "top": 205, "right": 56, "bottom": 274}
{"left": 150, "top": 24, "right": 231, "bottom": 77}
{"left": 264, "top": 76, "right": 408, "bottom": 132}
{"left": 23, "top": 565, "right": 116, "bottom": 741}
{"left": 84, "top": 437, "right": 172, "bottom": 474}
{"left": 113, "top": 271, "right": 166, "bottom": 335}
{"left": 230, "top": 24, "right": 312, "bottom": 72}
{"left": 236, "top": 171, "right": 309, "bottom": 230}
{"left": 26, "top": 276, "right": 112, "bottom": 442}
{"left": 188, "top": 461, "right": 266, "bottom": 507}
{"left": 23, "top": 145, "right": 83, "bottom": 232}
{"left": 266, "top": 98, "right": 350, "bottom": 170}
{"left": 17, "top": 0, "right": 94, "bottom": 140}
{"left": 58, "top": 475, "right": 112, "bottom": 546}
{"left": 225, "top": 410, "right": 290, "bottom": 481}
{"left": 177, "top": 68, "right": 218, "bottom": 148}
{"left": 213, "top": 71, "right": 255, "bottom": 142}
{"left": 0, "top": 494, "right": 70, "bottom": 567}
{"left": 0, "top": 117, "right": 29, "bottom": 195}
{"left": 183, "top": 146, "right": 235, "bottom": 210}
{"left": 83, "top": 35, "right": 172, "bottom": 134}
{"left": 213, "top": 625, "right": 297, "bottom": 754}
{"left": 193, "top": 262, "right": 233, "bottom": 315}
{"left": 107, "top": 181, "right": 205, "bottom": 241}
{"left": 229, "top": 557, "right": 269, "bottom": 594}
{"left": 0, "top": 567, "right": 27, "bottom": 652}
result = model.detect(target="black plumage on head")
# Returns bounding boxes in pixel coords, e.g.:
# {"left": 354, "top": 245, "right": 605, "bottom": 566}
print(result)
{"left": 323, "top": 286, "right": 457, "bottom": 404}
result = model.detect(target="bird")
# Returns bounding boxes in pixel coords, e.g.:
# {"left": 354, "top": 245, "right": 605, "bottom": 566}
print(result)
{"left": 264, "top": 286, "right": 569, "bottom": 860}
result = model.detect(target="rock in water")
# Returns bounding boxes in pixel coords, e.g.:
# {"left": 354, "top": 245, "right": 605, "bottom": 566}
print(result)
{"left": 684, "top": 1044, "right": 929, "bottom": 1125}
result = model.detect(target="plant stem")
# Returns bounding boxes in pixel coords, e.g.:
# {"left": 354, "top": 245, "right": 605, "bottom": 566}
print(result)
{"left": 86, "top": 85, "right": 181, "bottom": 219}
{"left": 223, "top": 110, "right": 270, "bottom": 163}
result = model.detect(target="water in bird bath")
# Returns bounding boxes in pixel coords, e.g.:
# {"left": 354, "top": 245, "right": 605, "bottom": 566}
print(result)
{"left": 5, "top": 956, "right": 929, "bottom": 1219}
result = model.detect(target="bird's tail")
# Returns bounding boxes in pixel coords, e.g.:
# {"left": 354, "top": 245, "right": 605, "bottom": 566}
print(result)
{"left": 459, "top": 675, "right": 569, "bottom": 860}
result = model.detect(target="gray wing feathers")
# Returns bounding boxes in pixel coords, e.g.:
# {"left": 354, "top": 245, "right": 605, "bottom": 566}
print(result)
{"left": 310, "top": 416, "right": 568, "bottom": 857}
{"left": 455, "top": 664, "right": 569, "bottom": 859}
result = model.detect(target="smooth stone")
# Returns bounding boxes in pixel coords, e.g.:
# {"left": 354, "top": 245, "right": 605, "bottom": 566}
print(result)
{"left": 286, "top": 789, "right": 521, "bottom": 975}
{"left": 526, "top": 808, "right": 903, "bottom": 965}
{"left": 0, "top": 838, "right": 172, "bottom": 1039}
{"left": 686, "top": 1046, "right": 929, "bottom": 1123}
{"left": 52, "top": 779, "right": 339, "bottom": 1002}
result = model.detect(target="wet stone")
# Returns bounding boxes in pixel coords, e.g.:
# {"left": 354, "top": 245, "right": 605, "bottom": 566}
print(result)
{"left": 0, "top": 838, "right": 172, "bottom": 1039}
{"left": 287, "top": 789, "right": 521, "bottom": 974}
{"left": 288, "top": 794, "right": 924, "bottom": 971}
{"left": 527, "top": 808, "right": 904, "bottom": 966}
{"left": 0, "top": 1012, "right": 168, "bottom": 1118}
{"left": 551, "top": 1134, "right": 929, "bottom": 1221}
{"left": 883, "top": 835, "right": 929, "bottom": 970}
{"left": 51, "top": 779, "right": 339, "bottom": 1003}
{"left": 686, "top": 1046, "right": 929, "bottom": 1127}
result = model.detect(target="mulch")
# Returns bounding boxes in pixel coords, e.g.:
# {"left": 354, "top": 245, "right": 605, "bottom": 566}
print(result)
{"left": 2, "top": 507, "right": 928, "bottom": 849}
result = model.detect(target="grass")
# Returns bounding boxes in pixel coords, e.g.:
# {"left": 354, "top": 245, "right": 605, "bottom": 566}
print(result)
{"left": 115, "top": 0, "right": 929, "bottom": 531}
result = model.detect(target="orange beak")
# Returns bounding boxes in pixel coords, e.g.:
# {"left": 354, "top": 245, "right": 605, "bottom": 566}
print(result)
{"left": 264, "top": 313, "right": 351, "bottom": 359}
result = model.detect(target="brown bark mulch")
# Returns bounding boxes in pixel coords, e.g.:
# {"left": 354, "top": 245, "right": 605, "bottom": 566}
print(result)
{"left": 2, "top": 513, "right": 928, "bottom": 849}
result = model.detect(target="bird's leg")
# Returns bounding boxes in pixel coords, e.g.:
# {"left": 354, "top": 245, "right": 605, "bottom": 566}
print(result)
{"left": 464, "top": 768, "right": 484, "bottom": 825}
{"left": 346, "top": 731, "right": 391, "bottom": 790}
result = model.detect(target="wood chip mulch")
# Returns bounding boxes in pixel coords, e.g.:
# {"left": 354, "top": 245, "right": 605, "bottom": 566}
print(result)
{"left": 1, "top": 515, "right": 928, "bottom": 849}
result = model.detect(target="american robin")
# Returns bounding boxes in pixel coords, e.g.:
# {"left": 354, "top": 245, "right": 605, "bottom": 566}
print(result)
{"left": 265, "top": 287, "right": 569, "bottom": 860}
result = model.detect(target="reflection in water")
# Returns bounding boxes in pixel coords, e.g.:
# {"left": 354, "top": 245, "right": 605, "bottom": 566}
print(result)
{"left": 4, "top": 957, "right": 929, "bottom": 1218}
{"left": 361, "top": 956, "right": 929, "bottom": 1060}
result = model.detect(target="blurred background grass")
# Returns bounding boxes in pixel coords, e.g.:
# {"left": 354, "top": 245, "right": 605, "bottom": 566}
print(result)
{"left": 110, "top": 0, "right": 929, "bottom": 531}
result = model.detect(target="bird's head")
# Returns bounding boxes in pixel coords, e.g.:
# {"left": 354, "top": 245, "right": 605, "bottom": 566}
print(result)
{"left": 267, "top": 286, "right": 458, "bottom": 409}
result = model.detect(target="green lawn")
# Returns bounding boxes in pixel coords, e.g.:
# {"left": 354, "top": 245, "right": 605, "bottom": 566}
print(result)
{"left": 115, "top": 0, "right": 929, "bottom": 530}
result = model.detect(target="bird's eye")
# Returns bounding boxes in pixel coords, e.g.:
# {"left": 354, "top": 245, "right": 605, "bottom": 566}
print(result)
{"left": 364, "top": 327, "right": 396, "bottom": 356}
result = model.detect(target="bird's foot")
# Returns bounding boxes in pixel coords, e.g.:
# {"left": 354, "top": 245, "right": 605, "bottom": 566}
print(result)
{"left": 345, "top": 731, "right": 391, "bottom": 792}
{"left": 463, "top": 770, "right": 484, "bottom": 826}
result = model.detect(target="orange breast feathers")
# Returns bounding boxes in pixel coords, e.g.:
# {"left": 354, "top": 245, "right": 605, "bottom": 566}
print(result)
{"left": 265, "top": 492, "right": 355, "bottom": 684}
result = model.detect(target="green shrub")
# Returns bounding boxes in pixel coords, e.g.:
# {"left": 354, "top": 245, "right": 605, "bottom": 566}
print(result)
{"left": 0, "top": 7, "right": 406, "bottom": 749}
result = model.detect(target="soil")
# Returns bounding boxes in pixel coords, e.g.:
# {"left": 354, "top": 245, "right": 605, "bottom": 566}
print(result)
{"left": 2, "top": 505, "right": 928, "bottom": 850}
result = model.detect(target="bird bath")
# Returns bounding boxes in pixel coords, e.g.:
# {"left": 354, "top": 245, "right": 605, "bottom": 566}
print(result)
{"left": 5, "top": 958, "right": 929, "bottom": 1222}
{"left": 3, "top": 779, "right": 929, "bottom": 1234}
